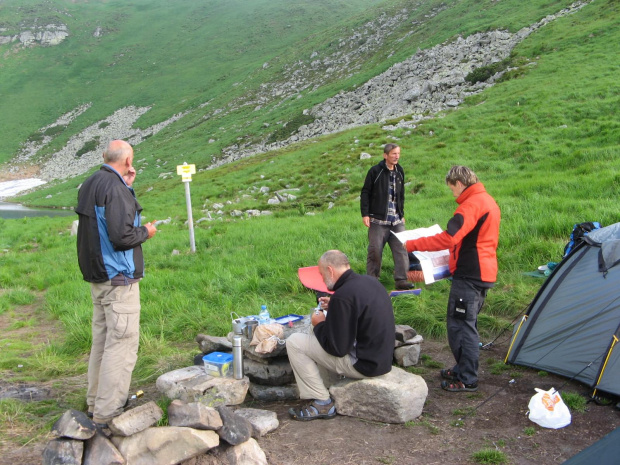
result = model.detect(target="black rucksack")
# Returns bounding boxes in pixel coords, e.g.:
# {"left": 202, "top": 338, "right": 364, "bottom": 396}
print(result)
{"left": 563, "top": 222, "right": 602, "bottom": 257}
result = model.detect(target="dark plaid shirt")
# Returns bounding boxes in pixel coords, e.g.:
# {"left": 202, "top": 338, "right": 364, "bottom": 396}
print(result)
{"left": 370, "top": 169, "right": 402, "bottom": 226}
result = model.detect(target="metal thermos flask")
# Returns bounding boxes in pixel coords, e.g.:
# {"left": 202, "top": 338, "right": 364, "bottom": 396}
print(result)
{"left": 232, "top": 335, "right": 244, "bottom": 380}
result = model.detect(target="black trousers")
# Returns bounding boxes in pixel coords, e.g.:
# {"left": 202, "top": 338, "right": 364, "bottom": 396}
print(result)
{"left": 446, "top": 278, "right": 488, "bottom": 385}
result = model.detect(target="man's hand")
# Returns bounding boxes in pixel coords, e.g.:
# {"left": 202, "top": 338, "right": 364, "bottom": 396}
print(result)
{"left": 144, "top": 221, "right": 157, "bottom": 239}
{"left": 362, "top": 216, "right": 370, "bottom": 228}
{"left": 124, "top": 167, "right": 136, "bottom": 187}
{"left": 311, "top": 310, "right": 326, "bottom": 327}
{"left": 318, "top": 296, "right": 330, "bottom": 310}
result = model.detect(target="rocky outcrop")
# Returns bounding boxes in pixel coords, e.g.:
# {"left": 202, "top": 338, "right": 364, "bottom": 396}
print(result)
{"left": 0, "top": 23, "right": 69, "bottom": 47}
{"left": 9, "top": 1, "right": 592, "bottom": 184}
{"left": 210, "top": 1, "right": 593, "bottom": 169}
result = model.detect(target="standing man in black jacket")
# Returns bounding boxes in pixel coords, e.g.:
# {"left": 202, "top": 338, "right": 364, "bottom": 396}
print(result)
{"left": 76, "top": 140, "right": 157, "bottom": 427}
{"left": 286, "top": 250, "right": 395, "bottom": 421}
{"left": 360, "top": 143, "right": 413, "bottom": 290}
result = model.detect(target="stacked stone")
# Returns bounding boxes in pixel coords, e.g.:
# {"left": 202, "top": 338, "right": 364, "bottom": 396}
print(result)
{"left": 42, "top": 401, "right": 274, "bottom": 465}
{"left": 195, "top": 316, "right": 312, "bottom": 402}
{"left": 192, "top": 319, "right": 428, "bottom": 421}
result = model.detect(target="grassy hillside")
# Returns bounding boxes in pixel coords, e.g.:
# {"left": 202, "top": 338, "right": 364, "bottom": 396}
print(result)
{"left": 0, "top": 0, "right": 386, "bottom": 162}
{"left": 0, "top": 0, "right": 619, "bottom": 452}
{"left": 1, "top": 0, "right": 583, "bottom": 174}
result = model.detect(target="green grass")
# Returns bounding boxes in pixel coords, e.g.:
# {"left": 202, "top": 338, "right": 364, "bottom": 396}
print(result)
{"left": 471, "top": 449, "right": 508, "bottom": 465}
{"left": 562, "top": 391, "right": 588, "bottom": 413}
{"left": 0, "top": 0, "right": 618, "bottom": 454}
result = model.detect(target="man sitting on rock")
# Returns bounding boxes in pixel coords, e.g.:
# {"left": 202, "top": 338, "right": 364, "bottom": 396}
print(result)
{"left": 286, "top": 250, "right": 395, "bottom": 421}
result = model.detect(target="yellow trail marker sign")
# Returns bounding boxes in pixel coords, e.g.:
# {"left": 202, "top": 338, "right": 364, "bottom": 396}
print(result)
{"left": 177, "top": 163, "right": 196, "bottom": 182}
{"left": 176, "top": 162, "right": 196, "bottom": 252}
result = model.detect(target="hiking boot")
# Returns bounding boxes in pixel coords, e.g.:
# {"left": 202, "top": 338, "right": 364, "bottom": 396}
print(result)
{"left": 395, "top": 281, "right": 414, "bottom": 290}
{"left": 288, "top": 399, "right": 337, "bottom": 421}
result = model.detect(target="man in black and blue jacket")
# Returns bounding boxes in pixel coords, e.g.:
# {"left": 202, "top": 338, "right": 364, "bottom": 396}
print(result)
{"left": 76, "top": 140, "right": 157, "bottom": 427}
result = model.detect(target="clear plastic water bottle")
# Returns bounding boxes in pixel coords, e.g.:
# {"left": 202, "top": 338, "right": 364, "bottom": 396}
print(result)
{"left": 258, "top": 304, "right": 270, "bottom": 325}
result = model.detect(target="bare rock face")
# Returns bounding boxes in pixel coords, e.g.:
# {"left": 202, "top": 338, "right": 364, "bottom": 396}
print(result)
{"left": 196, "top": 334, "right": 233, "bottom": 354}
{"left": 233, "top": 408, "right": 279, "bottom": 438}
{"left": 107, "top": 401, "right": 163, "bottom": 437}
{"left": 0, "top": 24, "right": 69, "bottom": 47}
{"left": 210, "top": 438, "right": 268, "bottom": 465}
{"left": 216, "top": 406, "right": 252, "bottom": 446}
{"left": 168, "top": 399, "right": 224, "bottom": 430}
{"left": 156, "top": 366, "right": 250, "bottom": 406}
{"left": 51, "top": 409, "right": 96, "bottom": 440}
{"left": 329, "top": 367, "right": 428, "bottom": 423}
{"left": 42, "top": 438, "right": 84, "bottom": 465}
{"left": 243, "top": 357, "right": 295, "bottom": 386}
{"left": 394, "top": 343, "right": 421, "bottom": 367}
{"left": 83, "top": 430, "right": 125, "bottom": 465}
{"left": 248, "top": 383, "right": 299, "bottom": 401}
{"left": 111, "top": 426, "right": 219, "bottom": 465}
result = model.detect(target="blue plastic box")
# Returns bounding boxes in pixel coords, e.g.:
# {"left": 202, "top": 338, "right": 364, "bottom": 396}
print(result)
{"left": 202, "top": 352, "right": 233, "bottom": 377}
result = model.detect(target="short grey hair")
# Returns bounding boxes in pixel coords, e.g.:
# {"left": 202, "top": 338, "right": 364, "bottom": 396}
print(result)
{"left": 383, "top": 143, "right": 400, "bottom": 154}
{"left": 103, "top": 140, "right": 132, "bottom": 164}
{"left": 319, "top": 250, "right": 350, "bottom": 270}
{"left": 445, "top": 165, "right": 479, "bottom": 187}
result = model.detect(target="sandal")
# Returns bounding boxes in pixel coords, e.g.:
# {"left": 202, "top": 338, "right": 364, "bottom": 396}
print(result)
{"left": 288, "top": 399, "right": 337, "bottom": 421}
{"left": 440, "top": 369, "right": 458, "bottom": 381}
{"left": 441, "top": 380, "right": 478, "bottom": 392}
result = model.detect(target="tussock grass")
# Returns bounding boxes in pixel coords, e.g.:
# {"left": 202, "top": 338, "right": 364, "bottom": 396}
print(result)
{"left": 0, "top": 0, "right": 618, "bottom": 453}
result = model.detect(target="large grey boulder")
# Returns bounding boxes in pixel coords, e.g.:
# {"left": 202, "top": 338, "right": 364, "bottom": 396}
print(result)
{"left": 42, "top": 438, "right": 84, "bottom": 465}
{"left": 108, "top": 401, "right": 163, "bottom": 437}
{"left": 83, "top": 430, "right": 125, "bottom": 465}
{"left": 168, "top": 399, "right": 223, "bottom": 430}
{"left": 51, "top": 409, "right": 96, "bottom": 440}
{"left": 111, "top": 426, "right": 219, "bottom": 465}
{"left": 156, "top": 366, "right": 249, "bottom": 406}
{"left": 233, "top": 408, "right": 279, "bottom": 438}
{"left": 329, "top": 367, "right": 427, "bottom": 423}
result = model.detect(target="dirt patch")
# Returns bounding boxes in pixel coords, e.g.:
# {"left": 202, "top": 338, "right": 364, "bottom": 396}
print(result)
{"left": 253, "top": 340, "right": 619, "bottom": 465}
{"left": 1, "top": 340, "right": 618, "bottom": 465}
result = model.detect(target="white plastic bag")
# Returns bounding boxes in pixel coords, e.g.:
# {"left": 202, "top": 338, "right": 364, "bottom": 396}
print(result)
{"left": 527, "top": 387, "right": 571, "bottom": 429}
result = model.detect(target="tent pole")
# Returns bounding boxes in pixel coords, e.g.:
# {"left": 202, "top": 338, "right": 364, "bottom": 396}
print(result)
{"left": 592, "top": 335, "right": 618, "bottom": 396}
{"left": 504, "top": 315, "right": 528, "bottom": 364}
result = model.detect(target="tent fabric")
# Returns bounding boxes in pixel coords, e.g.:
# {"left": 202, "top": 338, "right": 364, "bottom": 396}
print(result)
{"left": 506, "top": 222, "right": 620, "bottom": 397}
{"left": 585, "top": 223, "right": 620, "bottom": 271}
{"left": 562, "top": 426, "right": 620, "bottom": 465}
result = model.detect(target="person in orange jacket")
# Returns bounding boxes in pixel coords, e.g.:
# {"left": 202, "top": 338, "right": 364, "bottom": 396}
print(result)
{"left": 405, "top": 166, "right": 500, "bottom": 392}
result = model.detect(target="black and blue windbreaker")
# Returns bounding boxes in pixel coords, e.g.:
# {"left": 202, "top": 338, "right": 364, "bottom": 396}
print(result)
{"left": 76, "top": 165, "right": 149, "bottom": 283}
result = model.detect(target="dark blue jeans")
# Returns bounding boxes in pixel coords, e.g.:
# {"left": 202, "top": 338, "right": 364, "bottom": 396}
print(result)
{"left": 366, "top": 222, "right": 409, "bottom": 283}
{"left": 446, "top": 278, "right": 489, "bottom": 385}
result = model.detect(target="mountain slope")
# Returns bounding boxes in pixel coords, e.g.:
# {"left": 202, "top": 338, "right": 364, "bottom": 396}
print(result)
{"left": 0, "top": 0, "right": 588, "bottom": 186}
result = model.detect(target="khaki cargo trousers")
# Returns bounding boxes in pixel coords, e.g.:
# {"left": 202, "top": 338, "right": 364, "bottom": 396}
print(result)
{"left": 87, "top": 281, "right": 140, "bottom": 424}
{"left": 286, "top": 330, "right": 367, "bottom": 401}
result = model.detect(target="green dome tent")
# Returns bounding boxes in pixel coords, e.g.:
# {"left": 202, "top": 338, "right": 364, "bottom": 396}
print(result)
{"left": 505, "top": 222, "right": 620, "bottom": 397}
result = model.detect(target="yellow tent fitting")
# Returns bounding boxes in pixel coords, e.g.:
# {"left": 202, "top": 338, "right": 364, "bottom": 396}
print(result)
{"left": 504, "top": 315, "right": 528, "bottom": 364}
{"left": 592, "top": 335, "right": 618, "bottom": 397}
